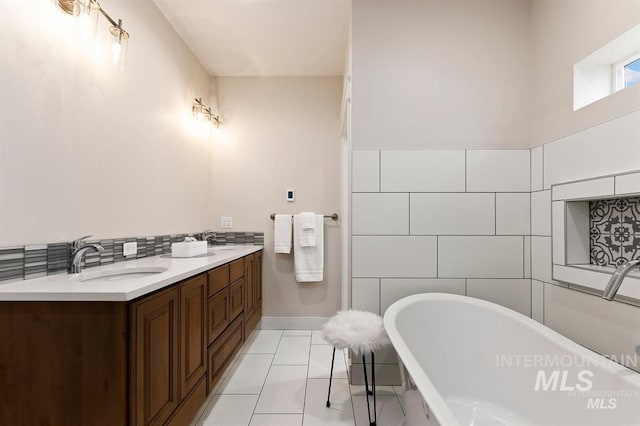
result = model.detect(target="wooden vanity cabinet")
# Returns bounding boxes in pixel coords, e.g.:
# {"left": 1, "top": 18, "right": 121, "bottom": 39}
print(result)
{"left": 243, "top": 254, "right": 255, "bottom": 318}
{"left": 129, "top": 273, "right": 207, "bottom": 426}
{"left": 0, "top": 249, "right": 262, "bottom": 426}
{"left": 178, "top": 275, "right": 207, "bottom": 400}
{"left": 129, "top": 286, "right": 180, "bottom": 426}
{"left": 244, "top": 251, "right": 263, "bottom": 336}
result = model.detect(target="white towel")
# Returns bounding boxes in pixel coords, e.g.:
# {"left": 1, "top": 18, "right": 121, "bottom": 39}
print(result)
{"left": 274, "top": 214, "right": 292, "bottom": 254}
{"left": 298, "top": 212, "right": 317, "bottom": 247}
{"left": 294, "top": 214, "right": 324, "bottom": 282}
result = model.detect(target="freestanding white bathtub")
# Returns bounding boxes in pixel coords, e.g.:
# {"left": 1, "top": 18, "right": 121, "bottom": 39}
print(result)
{"left": 383, "top": 294, "right": 640, "bottom": 426}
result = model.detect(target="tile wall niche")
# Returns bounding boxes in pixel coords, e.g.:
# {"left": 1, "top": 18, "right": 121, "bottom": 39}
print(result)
{"left": 590, "top": 197, "right": 640, "bottom": 267}
{"left": 351, "top": 149, "right": 532, "bottom": 385}
{"left": 0, "top": 232, "right": 264, "bottom": 283}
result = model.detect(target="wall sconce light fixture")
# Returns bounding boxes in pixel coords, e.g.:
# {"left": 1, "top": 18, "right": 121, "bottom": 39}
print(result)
{"left": 55, "top": 0, "right": 129, "bottom": 68}
{"left": 192, "top": 98, "right": 222, "bottom": 129}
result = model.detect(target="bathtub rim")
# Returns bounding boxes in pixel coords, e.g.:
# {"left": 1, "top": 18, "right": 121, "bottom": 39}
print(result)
{"left": 383, "top": 293, "right": 640, "bottom": 426}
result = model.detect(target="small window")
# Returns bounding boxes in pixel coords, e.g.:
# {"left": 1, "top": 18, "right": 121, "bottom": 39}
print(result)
{"left": 573, "top": 24, "right": 640, "bottom": 110}
{"left": 623, "top": 56, "right": 640, "bottom": 89}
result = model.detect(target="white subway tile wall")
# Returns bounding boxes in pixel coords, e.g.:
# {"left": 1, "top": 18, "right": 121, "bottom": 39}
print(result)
{"left": 466, "top": 150, "right": 530, "bottom": 192}
{"left": 352, "top": 150, "right": 380, "bottom": 192}
{"left": 352, "top": 122, "right": 640, "bottom": 380}
{"left": 352, "top": 236, "right": 438, "bottom": 278}
{"left": 531, "top": 279, "right": 544, "bottom": 323}
{"left": 524, "top": 235, "right": 531, "bottom": 279}
{"left": 531, "top": 146, "right": 544, "bottom": 192}
{"left": 551, "top": 176, "right": 614, "bottom": 201}
{"left": 380, "top": 150, "right": 466, "bottom": 192}
{"left": 543, "top": 111, "right": 640, "bottom": 190}
{"left": 495, "top": 193, "right": 531, "bottom": 235}
{"left": 351, "top": 149, "right": 532, "bottom": 384}
{"left": 379, "top": 278, "right": 465, "bottom": 313}
{"left": 438, "top": 236, "right": 525, "bottom": 278}
{"left": 531, "top": 236, "right": 552, "bottom": 283}
{"left": 466, "top": 279, "right": 531, "bottom": 316}
{"left": 410, "top": 193, "right": 495, "bottom": 235}
{"left": 551, "top": 201, "right": 566, "bottom": 265}
{"left": 543, "top": 284, "right": 640, "bottom": 370}
{"left": 615, "top": 172, "right": 640, "bottom": 195}
{"left": 531, "top": 190, "right": 552, "bottom": 236}
{"left": 351, "top": 278, "right": 380, "bottom": 314}
{"left": 352, "top": 193, "right": 409, "bottom": 235}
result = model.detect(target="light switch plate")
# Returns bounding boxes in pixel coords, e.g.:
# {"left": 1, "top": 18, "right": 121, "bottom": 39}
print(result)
{"left": 123, "top": 242, "right": 137, "bottom": 256}
{"left": 221, "top": 217, "right": 233, "bottom": 229}
{"left": 287, "top": 189, "right": 295, "bottom": 202}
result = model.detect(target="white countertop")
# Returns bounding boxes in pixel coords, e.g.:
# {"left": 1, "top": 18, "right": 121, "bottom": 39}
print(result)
{"left": 0, "top": 245, "right": 263, "bottom": 302}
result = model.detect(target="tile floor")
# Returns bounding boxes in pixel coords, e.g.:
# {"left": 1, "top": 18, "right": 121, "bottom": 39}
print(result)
{"left": 194, "top": 329, "right": 406, "bottom": 426}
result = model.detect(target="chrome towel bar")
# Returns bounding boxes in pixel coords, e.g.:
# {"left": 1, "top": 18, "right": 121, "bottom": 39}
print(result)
{"left": 270, "top": 213, "right": 338, "bottom": 220}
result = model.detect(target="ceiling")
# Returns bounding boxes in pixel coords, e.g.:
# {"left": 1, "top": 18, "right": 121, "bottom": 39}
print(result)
{"left": 152, "top": 0, "right": 351, "bottom": 77}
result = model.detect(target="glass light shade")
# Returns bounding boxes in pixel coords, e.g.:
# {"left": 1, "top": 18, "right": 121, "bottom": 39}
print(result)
{"left": 109, "top": 25, "right": 129, "bottom": 69}
{"left": 75, "top": 0, "right": 99, "bottom": 50}
{"left": 193, "top": 103, "right": 204, "bottom": 121}
{"left": 54, "top": 0, "right": 77, "bottom": 15}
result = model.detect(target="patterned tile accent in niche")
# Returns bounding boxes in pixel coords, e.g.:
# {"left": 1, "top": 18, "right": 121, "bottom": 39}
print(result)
{"left": 590, "top": 197, "right": 640, "bottom": 267}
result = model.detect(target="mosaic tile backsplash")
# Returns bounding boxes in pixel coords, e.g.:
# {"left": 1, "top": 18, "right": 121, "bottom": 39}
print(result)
{"left": 0, "top": 232, "right": 264, "bottom": 283}
{"left": 590, "top": 197, "right": 640, "bottom": 267}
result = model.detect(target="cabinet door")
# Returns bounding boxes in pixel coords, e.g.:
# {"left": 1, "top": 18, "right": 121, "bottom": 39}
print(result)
{"left": 130, "top": 287, "right": 179, "bottom": 426}
{"left": 179, "top": 274, "right": 207, "bottom": 400}
{"left": 244, "top": 255, "right": 255, "bottom": 318}
{"left": 229, "top": 278, "right": 244, "bottom": 320}
{"left": 207, "top": 288, "right": 230, "bottom": 345}
{"left": 253, "top": 251, "right": 263, "bottom": 307}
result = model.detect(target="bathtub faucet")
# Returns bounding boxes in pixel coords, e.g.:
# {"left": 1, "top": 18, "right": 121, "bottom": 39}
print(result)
{"left": 602, "top": 259, "right": 640, "bottom": 301}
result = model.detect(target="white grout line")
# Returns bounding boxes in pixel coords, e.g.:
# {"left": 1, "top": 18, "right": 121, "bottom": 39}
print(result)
{"left": 249, "top": 331, "right": 284, "bottom": 423}
{"left": 301, "top": 332, "right": 313, "bottom": 424}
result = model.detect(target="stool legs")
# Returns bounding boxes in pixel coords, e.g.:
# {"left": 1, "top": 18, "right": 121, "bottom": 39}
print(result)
{"left": 371, "top": 351, "right": 377, "bottom": 426}
{"left": 326, "top": 347, "right": 336, "bottom": 407}
{"left": 326, "top": 348, "right": 377, "bottom": 426}
{"left": 363, "top": 352, "right": 377, "bottom": 426}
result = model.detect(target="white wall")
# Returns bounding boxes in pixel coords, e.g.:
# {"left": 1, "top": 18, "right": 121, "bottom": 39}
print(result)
{"left": 531, "top": 0, "right": 640, "bottom": 147}
{"left": 0, "top": 0, "right": 213, "bottom": 245}
{"left": 351, "top": 0, "right": 531, "bottom": 150}
{"left": 210, "top": 77, "right": 343, "bottom": 318}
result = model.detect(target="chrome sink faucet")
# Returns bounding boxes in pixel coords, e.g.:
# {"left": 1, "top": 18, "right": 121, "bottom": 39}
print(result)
{"left": 602, "top": 259, "right": 640, "bottom": 300}
{"left": 200, "top": 230, "right": 217, "bottom": 244}
{"left": 68, "top": 235, "right": 104, "bottom": 274}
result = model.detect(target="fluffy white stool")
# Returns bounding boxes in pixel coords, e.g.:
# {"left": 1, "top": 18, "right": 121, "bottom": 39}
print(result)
{"left": 322, "top": 310, "right": 390, "bottom": 426}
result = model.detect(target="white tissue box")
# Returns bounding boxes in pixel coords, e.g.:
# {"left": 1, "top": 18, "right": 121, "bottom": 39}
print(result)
{"left": 171, "top": 241, "right": 207, "bottom": 257}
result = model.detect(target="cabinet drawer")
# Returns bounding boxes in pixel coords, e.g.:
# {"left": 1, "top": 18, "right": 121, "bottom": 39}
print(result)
{"left": 229, "top": 278, "right": 244, "bottom": 320}
{"left": 207, "top": 316, "right": 244, "bottom": 394}
{"left": 208, "top": 265, "right": 230, "bottom": 297}
{"left": 207, "top": 289, "right": 230, "bottom": 345}
{"left": 230, "top": 258, "right": 244, "bottom": 282}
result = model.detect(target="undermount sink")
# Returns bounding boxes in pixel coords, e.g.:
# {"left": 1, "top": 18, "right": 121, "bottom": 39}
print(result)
{"left": 160, "top": 250, "right": 217, "bottom": 259}
{"left": 78, "top": 267, "right": 168, "bottom": 282}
